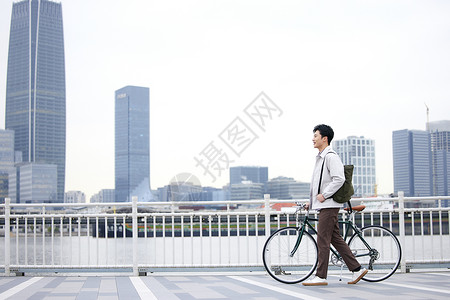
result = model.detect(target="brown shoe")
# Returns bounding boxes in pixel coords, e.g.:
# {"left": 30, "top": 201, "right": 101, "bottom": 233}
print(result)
{"left": 302, "top": 276, "right": 328, "bottom": 286}
{"left": 348, "top": 268, "right": 368, "bottom": 284}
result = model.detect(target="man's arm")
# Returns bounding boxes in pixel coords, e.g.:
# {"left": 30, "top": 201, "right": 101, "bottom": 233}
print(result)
{"left": 321, "top": 154, "right": 345, "bottom": 199}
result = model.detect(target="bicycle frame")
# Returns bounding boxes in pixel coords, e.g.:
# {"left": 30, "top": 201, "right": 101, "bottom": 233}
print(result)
{"left": 292, "top": 209, "right": 373, "bottom": 263}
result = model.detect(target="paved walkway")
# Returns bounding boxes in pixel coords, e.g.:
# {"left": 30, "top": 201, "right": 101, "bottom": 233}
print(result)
{"left": 0, "top": 271, "right": 449, "bottom": 299}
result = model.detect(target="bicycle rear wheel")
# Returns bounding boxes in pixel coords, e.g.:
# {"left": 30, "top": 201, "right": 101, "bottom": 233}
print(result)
{"left": 262, "top": 227, "right": 318, "bottom": 284}
{"left": 348, "top": 225, "right": 401, "bottom": 282}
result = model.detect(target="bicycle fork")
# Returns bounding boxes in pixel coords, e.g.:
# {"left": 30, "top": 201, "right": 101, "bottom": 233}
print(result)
{"left": 289, "top": 226, "right": 306, "bottom": 257}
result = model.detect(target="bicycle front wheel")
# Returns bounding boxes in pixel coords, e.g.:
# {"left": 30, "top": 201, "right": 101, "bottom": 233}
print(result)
{"left": 262, "top": 227, "right": 318, "bottom": 284}
{"left": 348, "top": 225, "right": 401, "bottom": 282}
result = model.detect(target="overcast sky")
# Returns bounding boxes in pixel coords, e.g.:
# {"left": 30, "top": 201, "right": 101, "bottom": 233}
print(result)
{"left": 0, "top": 0, "right": 449, "bottom": 200}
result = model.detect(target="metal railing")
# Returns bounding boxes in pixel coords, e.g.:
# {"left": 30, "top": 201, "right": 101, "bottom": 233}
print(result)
{"left": 1, "top": 193, "right": 449, "bottom": 276}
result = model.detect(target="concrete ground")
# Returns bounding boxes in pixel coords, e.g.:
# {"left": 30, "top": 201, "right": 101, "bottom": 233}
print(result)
{"left": 0, "top": 270, "right": 449, "bottom": 299}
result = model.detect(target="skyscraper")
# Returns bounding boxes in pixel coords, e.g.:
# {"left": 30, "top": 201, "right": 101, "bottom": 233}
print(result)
{"left": 392, "top": 129, "right": 432, "bottom": 197}
{"left": 115, "top": 86, "right": 150, "bottom": 202}
{"left": 334, "top": 136, "right": 376, "bottom": 197}
{"left": 0, "top": 130, "right": 15, "bottom": 203}
{"left": 5, "top": 0, "right": 66, "bottom": 202}
{"left": 429, "top": 120, "right": 450, "bottom": 197}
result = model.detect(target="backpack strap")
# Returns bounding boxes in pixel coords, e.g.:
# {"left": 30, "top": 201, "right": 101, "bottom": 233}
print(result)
{"left": 317, "top": 151, "right": 337, "bottom": 195}
{"left": 318, "top": 157, "right": 326, "bottom": 195}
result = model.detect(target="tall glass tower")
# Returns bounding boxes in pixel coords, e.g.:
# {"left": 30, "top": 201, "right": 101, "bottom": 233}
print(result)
{"left": 115, "top": 86, "right": 150, "bottom": 202}
{"left": 5, "top": 0, "right": 66, "bottom": 202}
{"left": 392, "top": 129, "right": 432, "bottom": 197}
{"left": 334, "top": 136, "right": 376, "bottom": 197}
{"left": 429, "top": 120, "right": 450, "bottom": 197}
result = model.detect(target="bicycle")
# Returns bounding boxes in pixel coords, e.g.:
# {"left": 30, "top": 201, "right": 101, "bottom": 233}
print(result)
{"left": 262, "top": 202, "right": 402, "bottom": 284}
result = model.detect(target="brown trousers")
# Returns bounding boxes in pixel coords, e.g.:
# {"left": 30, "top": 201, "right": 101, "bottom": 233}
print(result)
{"left": 316, "top": 208, "right": 361, "bottom": 279}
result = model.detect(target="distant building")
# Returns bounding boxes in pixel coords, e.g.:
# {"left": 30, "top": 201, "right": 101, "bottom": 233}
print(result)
{"left": 334, "top": 136, "right": 376, "bottom": 197}
{"left": 201, "top": 187, "right": 226, "bottom": 201}
{"left": 230, "top": 166, "right": 268, "bottom": 185}
{"left": 6, "top": 0, "right": 66, "bottom": 202}
{"left": 167, "top": 182, "right": 202, "bottom": 201}
{"left": 267, "top": 176, "right": 310, "bottom": 199}
{"left": 230, "top": 181, "right": 264, "bottom": 200}
{"left": 392, "top": 129, "right": 432, "bottom": 197}
{"left": 9, "top": 163, "right": 57, "bottom": 204}
{"left": 64, "top": 191, "right": 86, "bottom": 204}
{"left": 429, "top": 120, "right": 450, "bottom": 198}
{"left": 0, "top": 130, "right": 15, "bottom": 203}
{"left": 115, "top": 86, "right": 150, "bottom": 202}
{"left": 90, "top": 189, "right": 115, "bottom": 203}
{"left": 155, "top": 186, "right": 168, "bottom": 202}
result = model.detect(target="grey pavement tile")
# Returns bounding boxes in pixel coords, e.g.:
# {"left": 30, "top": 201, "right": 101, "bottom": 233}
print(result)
{"left": 27, "top": 292, "right": 49, "bottom": 300}
{"left": 66, "top": 277, "right": 87, "bottom": 281}
{"left": 82, "top": 277, "right": 101, "bottom": 289}
{"left": 212, "top": 286, "right": 268, "bottom": 299}
{"left": 80, "top": 288, "right": 99, "bottom": 292}
{"left": 43, "top": 277, "right": 67, "bottom": 288}
{"left": 43, "top": 293, "right": 78, "bottom": 299}
{"left": 76, "top": 291, "right": 98, "bottom": 300}
{"left": 0, "top": 278, "right": 15, "bottom": 288}
{"left": 173, "top": 293, "right": 196, "bottom": 300}
{"left": 51, "top": 280, "right": 85, "bottom": 294}
{"left": 155, "top": 276, "right": 184, "bottom": 291}
{"left": 99, "top": 278, "right": 117, "bottom": 293}
{"left": 115, "top": 277, "right": 141, "bottom": 300}
{"left": 166, "top": 276, "right": 192, "bottom": 282}
{"left": 199, "top": 276, "right": 220, "bottom": 281}
{"left": 176, "top": 282, "right": 226, "bottom": 299}
{"left": 0, "top": 277, "right": 29, "bottom": 293}
{"left": 218, "top": 281, "right": 259, "bottom": 294}
{"left": 140, "top": 277, "right": 180, "bottom": 300}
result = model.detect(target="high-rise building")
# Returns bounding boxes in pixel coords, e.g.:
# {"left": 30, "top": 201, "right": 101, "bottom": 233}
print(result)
{"left": 429, "top": 120, "right": 450, "bottom": 198}
{"left": 115, "top": 86, "right": 150, "bottom": 202}
{"left": 392, "top": 129, "right": 432, "bottom": 197}
{"left": 334, "top": 136, "right": 376, "bottom": 197}
{"left": 0, "top": 130, "right": 15, "bottom": 203}
{"left": 230, "top": 166, "right": 268, "bottom": 185}
{"left": 5, "top": 0, "right": 66, "bottom": 202}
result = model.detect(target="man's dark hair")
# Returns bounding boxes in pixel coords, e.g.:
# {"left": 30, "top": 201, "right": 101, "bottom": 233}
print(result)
{"left": 313, "top": 124, "right": 334, "bottom": 144}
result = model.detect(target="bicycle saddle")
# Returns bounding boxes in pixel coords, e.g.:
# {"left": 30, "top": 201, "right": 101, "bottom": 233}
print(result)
{"left": 344, "top": 205, "right": 366, "bottom": 212}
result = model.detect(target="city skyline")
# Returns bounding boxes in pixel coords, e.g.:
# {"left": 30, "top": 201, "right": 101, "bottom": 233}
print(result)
{"left": 0, "top": 0, "right": 449, "bottom": 200}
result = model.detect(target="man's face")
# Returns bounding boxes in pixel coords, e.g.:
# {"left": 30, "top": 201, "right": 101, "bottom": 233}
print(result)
{"left": 312, "top": 130, "right": 327, "bottom": 150}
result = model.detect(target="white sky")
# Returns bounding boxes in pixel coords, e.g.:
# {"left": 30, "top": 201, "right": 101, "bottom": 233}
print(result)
{"left": 0, "top": 0, "right": 449, "bottom": 200}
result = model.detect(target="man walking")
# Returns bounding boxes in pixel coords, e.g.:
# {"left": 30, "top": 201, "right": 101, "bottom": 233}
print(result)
{"left": 303, "top": 124, "right": 367, "bottom": 286}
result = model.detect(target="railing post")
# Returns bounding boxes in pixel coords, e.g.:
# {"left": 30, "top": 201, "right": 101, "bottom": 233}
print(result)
{"left": 398, "top": 191, "right": 406, "bottom": 273}
{"left": 264, "top": 194, "right": 271, "bottom": 238}
{"left": 5, "top": 198, "right": 10, "bottom": 276}
{"left": 132, "top": 196, "right": 138, "bottom": 276}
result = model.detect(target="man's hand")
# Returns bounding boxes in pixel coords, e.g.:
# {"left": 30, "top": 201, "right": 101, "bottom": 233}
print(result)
{"left": 316, "top": 194, "right": 325, "bottom": 203}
